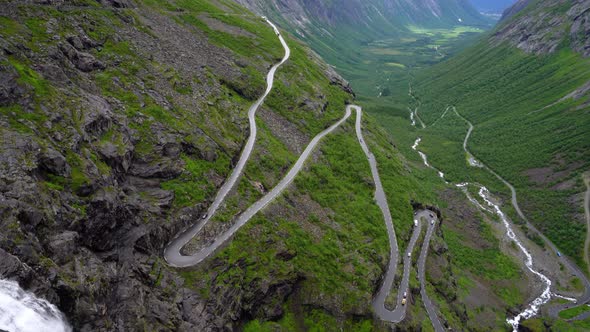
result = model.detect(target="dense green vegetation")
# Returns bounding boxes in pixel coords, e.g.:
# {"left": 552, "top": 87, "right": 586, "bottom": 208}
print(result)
{"left": 244, "top": 309, "right": 374, "bottom": 332}
{"left": 404, "top": 44, "right": 590, "bottom": 262}
{"left": 361, "top": 21, "right": 589, "bottom": 262}
{"left": 180, "top": 108, "right": 449, "bottom": 328}
{"left": 352, "top": 5, "right": 590, "bottom": 325}
{"left": 324, "top": 25, "right": 486, "bottom": 99}
{"left": 255, "top": 0, "right": 492, "bottom": 99}
{"left": 421, "top": 185, "right": 529, "bottom": 330}
{"left": 444, "top": 225, "right": 520, "bottom": 281}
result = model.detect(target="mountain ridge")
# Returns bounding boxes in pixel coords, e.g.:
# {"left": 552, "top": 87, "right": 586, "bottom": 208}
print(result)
{"left": 494, "top": 0, "right": 590, "bottom": 56}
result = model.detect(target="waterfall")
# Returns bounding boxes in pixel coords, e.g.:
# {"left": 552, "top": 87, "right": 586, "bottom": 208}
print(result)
{"left": 0, "top": 279, "right": 71, "bottom": 332}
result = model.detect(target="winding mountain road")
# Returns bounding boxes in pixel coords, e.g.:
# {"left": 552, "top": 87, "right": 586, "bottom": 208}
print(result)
{"left": 583, "top": 173, "right": 590, "bottom": 277}
{"left": 370, "top": 207, "right": 441, "bottom": 330}
{"left": 165, "top": 102, "right": 351, "bottom": 266}
{"left": 164, "top": 19, "right": 442, "bottom": 330}
{"left": 164, "top": 18, "right": 290, "bottom": 267}
{"left": 418, "top": 215, "right": 445, "bottom": 332}
{"left": 566, "top": 173, "right": 590, "bottom": 321}
{"left": 357, "top": 107, "right": 442, "bottom": 330}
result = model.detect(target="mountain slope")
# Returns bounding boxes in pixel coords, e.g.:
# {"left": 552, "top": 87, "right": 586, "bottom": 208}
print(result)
{"left": 236, "top": 0, "right": 488, "bottom": 31}
{"left": 403, "top": 0, "right": 590, "bottom": 280}
{"left": 0, "top": 0, "right": 356, "bottom": 329}
{"left": 359, "top": 0, "right": 590, "bottom": 329}
{"left": 494, "top": 0, "right": 590, "bottom": 56}
{"left": 0, "top": 0, "right": 454, "bottom": 330}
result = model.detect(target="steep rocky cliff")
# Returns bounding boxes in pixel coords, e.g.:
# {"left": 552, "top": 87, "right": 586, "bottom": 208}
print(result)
{"left": 494, "top": 0, "right": 590, "bottom": 56}
{"left": 0, "top": 0, "right": 381, "bottom": 330}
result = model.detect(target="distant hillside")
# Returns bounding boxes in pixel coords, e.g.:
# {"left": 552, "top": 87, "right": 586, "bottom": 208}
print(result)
{"left": 0, "top": 0, "right": 450, "bottom": 330}
{"left": 235, "top": 0, "right": 489, "bottom": 31}
{"left": 234, "top": 0, "right": 492, "bottom": 76}
{"left": 408, "top": 0, "right": 590, "bottom": 264}
{"left": 470, "top": 0, "right": 516, "bottom": 13}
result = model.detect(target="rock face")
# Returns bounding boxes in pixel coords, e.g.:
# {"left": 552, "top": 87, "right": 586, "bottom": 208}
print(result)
{"left": 58, "top": 42, "right": 106, "bottom": 72}
{"left": 0, "top": 0, "right": 356, "bottom": 330}
{"left": 494, "top": 0, "right": 590, "bottom": 56}
{"left": 39, "top": 148, "right": 71, "bottom": 177}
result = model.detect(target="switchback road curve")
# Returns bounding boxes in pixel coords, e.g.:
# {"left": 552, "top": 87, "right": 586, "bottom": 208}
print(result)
{"left": 164, "top": 21, "right": 442, "bottom": 330}
{"left": 164, "top": 18, "right": 290, "bottom": 267}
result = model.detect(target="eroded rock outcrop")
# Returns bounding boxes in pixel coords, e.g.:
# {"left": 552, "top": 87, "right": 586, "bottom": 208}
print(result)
{"left": 494, "top": 0, "right": 590, "bottom": 56}
{"left": 0, "top": 0, "right": 357, "bottom": 330}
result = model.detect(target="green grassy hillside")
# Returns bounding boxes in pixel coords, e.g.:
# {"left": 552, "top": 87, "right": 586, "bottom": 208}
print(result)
{"left": 408, "top": 43, "right": 590, "bottom": 263}
{"left": 0, "top": 0, "right": 480, "bottom": 329}
{"left": 363, "top": 39, "right": 590, "bottom": 329}
{"left": 364, "top": 0, "right": 590, "bottom": 266}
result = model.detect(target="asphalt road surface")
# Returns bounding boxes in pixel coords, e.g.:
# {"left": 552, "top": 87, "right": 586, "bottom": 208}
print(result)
{"left": 164, "top": 18, "right": 290, "bottom": 267}
{"left": 164, "top": 21, "right": 443, "bottom": 329}
{"left": 356, "top": 106, "right": 442, "bottom": 329}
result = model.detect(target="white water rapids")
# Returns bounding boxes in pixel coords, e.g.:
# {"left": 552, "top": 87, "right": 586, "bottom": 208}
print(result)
{"left": 412, "top": 138, "right": 445, "bottom": 180}
{"left": 478, "top": 186, "right": 553, "bottom": 330}
{"left": 0, "top": 279, "right": 71, "bottom": 332}
{"left": 408, "top": 108, "right": 416, "bottom": 127}
{"left": 412, "top": 133, "right": 553, "bottom": 331}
